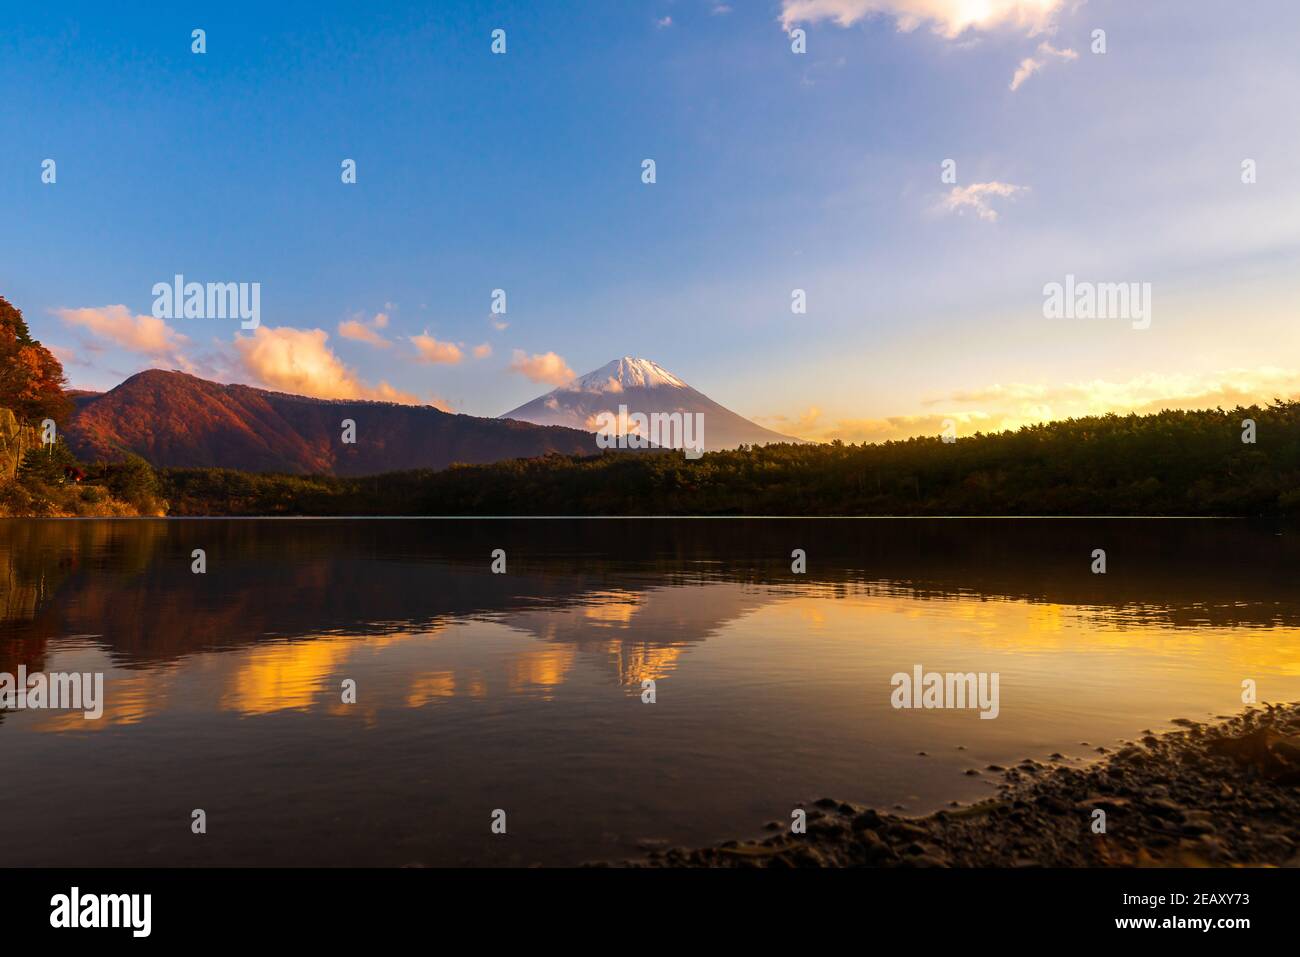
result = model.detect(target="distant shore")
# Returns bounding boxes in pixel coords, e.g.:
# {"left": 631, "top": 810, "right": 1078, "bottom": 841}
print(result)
{"left": 621, "top": 703, "right": 1300, "bottom": 868}
{"left": 5, "top": 397, "right": 1300, "bottom": 517}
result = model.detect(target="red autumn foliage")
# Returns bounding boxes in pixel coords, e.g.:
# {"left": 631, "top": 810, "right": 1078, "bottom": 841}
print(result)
{"left": 0, "top": 296, "right": 73, "bottom": 425}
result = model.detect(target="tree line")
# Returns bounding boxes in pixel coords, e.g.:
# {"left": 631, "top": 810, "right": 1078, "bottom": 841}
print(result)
{"left": 160, "top": 403, "right": 1300, "bottom": 516}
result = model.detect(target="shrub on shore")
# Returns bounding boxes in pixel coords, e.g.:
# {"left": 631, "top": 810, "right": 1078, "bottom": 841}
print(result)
{"left": 2, "top": 443, "right": 165, "bottom": 517}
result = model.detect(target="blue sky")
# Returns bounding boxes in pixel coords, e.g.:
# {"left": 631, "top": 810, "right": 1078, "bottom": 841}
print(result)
{"left": 3, "top": 0, "right": 1298, "bottom": 441}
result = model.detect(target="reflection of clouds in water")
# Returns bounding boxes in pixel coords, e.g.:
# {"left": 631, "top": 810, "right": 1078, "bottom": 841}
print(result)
{"left": 765, "top": 593, "right": 1300, "bottom": 689}
{"left": 221, "top": 638, "right": 354, "bottom": 716}
{"left": 506, "top": 582, "right": 773, "bottom": 687}
{"left": 505, "top": 647, "right": 575, "bottom": 700}
{"left": 405, "top": 670, "right": 455, "bottom": 707}
{"left": 29, "top": 663, "right": 172, "bottom": 733}
{"left": 18, "top": 583, "right": 1300, "bottom": 740}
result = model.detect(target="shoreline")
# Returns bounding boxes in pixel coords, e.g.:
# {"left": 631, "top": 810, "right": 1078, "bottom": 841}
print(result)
{"left": 623, "top": 703, "right": 1300, "bottom": 868}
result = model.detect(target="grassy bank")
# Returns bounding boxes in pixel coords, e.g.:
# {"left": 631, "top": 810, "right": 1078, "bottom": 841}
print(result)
{"left": 1, "top": 446, "right": 166, "bottom": 517}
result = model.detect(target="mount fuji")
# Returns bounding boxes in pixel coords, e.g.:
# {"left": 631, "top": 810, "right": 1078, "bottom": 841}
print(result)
{"left": 500, "top": 357, "right": 803, "bottom": 451}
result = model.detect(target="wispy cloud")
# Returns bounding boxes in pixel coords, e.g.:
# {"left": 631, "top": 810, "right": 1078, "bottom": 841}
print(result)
{"left": 777, "top": 366, "right": 1300, "bottom": 445}
{"left": 779, "top": 0, "right": 1068, "bottom": 38}
{"left": 935, "top": 180, "right": 1027, "bottom": 221}
{"left": 927, "top": 367, "right": 1300, "bottom": 419}
{"left": 753, "top": 406, "right": 823, "bottom": 438}
{"left": 1010, "top": 40, "right": 1077, "bottom": 90}
{"left": 760, "top": 407, "right": 994, "bottom": 444}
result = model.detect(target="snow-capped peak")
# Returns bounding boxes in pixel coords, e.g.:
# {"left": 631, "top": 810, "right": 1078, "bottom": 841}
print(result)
{"left": 565, "top": 357, "right": 688, "bottom": 393}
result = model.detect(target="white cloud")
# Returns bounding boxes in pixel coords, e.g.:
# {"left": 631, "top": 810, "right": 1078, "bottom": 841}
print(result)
{"left": 779, "top": 0, "right": 1068, "bottom": 38}
{"left": 935, "top": 181, "right": 1027, "bottom": 222}
{"left": 1010, "top": 40, "right": 1077, "bottom": 90}
{"left": 1009, "top": 55, "right": 1043, "bottom": 90}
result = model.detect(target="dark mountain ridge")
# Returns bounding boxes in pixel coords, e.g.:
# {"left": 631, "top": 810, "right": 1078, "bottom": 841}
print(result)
{"left": 65, "top": 369, "right": 599, "bottom": 475}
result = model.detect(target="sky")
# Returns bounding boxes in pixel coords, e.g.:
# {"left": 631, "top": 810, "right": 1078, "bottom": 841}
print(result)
{"left": 2, "top": 0, "right": 1298, "bottom": 442}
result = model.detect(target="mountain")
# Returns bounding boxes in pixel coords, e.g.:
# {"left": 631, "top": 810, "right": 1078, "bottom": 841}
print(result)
{"left": 64, "top": 370, "right": 599, "bottom": 475}
{"left": 500, "top": 357, "right": 802, "bottom": 450}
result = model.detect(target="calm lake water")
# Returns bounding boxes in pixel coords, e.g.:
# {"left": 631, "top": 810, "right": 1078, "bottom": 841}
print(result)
{"left": 2, "top": 518, "right": 1299, "bottom": 866}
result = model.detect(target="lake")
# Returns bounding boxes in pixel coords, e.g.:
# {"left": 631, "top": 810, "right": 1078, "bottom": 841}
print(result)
{"left": 2, "top": 517, "right": 1298, "bottom": 866}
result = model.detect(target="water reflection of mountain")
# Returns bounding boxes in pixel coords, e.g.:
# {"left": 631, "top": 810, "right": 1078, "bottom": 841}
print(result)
{"left": 2, "top": 518, "right": 1298, "bottom": 674}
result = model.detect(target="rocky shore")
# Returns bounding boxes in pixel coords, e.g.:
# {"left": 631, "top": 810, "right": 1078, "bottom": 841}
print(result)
{"left": 629, "top": 702, "right": 1300, "bottom": 867}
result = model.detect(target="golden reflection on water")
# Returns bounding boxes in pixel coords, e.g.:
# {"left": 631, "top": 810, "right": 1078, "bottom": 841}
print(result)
{"left": 505, "top": 647, "right": 576, "bottom": 698}
{"left": 10, "top": 582, "right": 1300, "bottom": 733}
{"left": 18, "top": 584, "right": 1297, "bottom": 733}
{"left": 6, "top": 518, "right": 1300, "bottom": 866}
{"left": 220, "top": 639, "right": 355, "bottom": 716}
{"left": 32, "top": 661, "right": 168, "bottom": 732}
{"left": 7, "top": 519, "right": 1300, "bottom": 752}
{"left": 405, "top": 670, "right": 456, "bottom": 707}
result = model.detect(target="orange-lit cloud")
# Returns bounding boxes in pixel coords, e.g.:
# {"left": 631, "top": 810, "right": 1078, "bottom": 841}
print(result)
{"left": 927, "top": 367, "right": 1300, "bottom": 419}
{"left": 756, "top": 406, "right": 822, "bottom": 438}
{"left": 773, "top": 366, "right": 1300, "bottom": 445}
{"left": 55, "top": 305, "right": 189, "bottom": 360}
{"left": 472, "top": 342, "right": 492, "bottom": 359}
{"left": 409, "top": 333, "right": 463, "bottom": 365}
{"left": 768, "top": 409, "right": 994, "bottom": 444}
{"left": 338, "top": 312, "right": 392, "bottom": 348}
{"left": 509, "top": 349, "right": 575, "bottom": 386}
{"left": 234, "top": 325, "right": 420, "bottom": 403}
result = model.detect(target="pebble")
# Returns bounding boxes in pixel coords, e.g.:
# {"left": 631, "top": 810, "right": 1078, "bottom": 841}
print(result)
{"left": 619, "top": 703, "right": 1300, "bottom": 869}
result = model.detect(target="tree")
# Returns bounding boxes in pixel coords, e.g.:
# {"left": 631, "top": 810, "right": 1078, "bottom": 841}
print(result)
{"left": 0, "top": 296, "right": 73, "bottom": 424}
{"left": 105, "top": 454, "right": 163, "bottom": 512}
{"left": 16, "top": 439, "right": 79, "bottom": 486}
